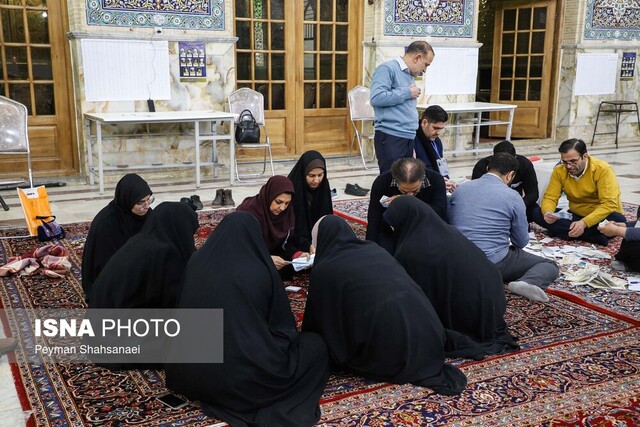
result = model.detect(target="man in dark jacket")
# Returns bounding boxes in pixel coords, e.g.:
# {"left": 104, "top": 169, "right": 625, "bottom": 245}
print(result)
{"left": 472, "top": 140, "right": 539, "bottom": 222}
{"left": 366, "top": 157, "right": 447, "bottom": 254}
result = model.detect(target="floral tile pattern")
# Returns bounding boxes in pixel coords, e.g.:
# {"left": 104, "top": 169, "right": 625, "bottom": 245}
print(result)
{"left": 584, "top": 0, "right": 640, "bottom": 40}
{"left": 86, "top": 0, "right": 224, "bottom": 31}
{"left": 384, "top": 0, "right": 474, "bottom": 38}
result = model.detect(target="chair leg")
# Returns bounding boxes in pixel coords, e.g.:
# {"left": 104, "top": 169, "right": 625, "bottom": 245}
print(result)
{"left": 358, "top": 138, "right": 372, "bottom": 170}
{"left": 0, "top": 195, "right": 8, "bottom": 211}
{"left": 591, "top": 102, "right": 603, "bottom": 146}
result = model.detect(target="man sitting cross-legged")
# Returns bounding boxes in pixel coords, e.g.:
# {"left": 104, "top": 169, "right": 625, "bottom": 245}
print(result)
{"left": 532, "top": 138, "right": 625, "bottom": 246}
{"left": 449, "top": 153, "right": 559, "bottom": 302}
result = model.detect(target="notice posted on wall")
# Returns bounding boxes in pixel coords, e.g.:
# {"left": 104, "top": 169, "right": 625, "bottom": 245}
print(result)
{"left": 179, "top": 41, "right": 206, "bottom": 82}
{"left": 621, "top": 52, "right": 636, "bottom": 81}
{"left": 575, "top": 53, "right": 617, "bottom": 95}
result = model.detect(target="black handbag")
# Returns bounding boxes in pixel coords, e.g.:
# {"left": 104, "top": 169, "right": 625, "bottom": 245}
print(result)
{"left": 235, "top": 109, "right": 261, "bottom": 144}
{"left": 36, "top": 215, "right": 65, "bottom": 242}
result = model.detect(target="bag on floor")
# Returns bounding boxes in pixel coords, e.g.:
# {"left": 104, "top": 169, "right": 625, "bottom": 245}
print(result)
{"left": 17, "top": 186, "right": 53, "bottom": 237}
{"left": 235, "top": 109, "right": 260, "bottom": 144}
{"left": 36, "top": 215, "right": 65, "bottom": 242}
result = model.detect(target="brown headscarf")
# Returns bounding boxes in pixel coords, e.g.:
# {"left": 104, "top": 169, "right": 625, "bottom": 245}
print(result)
{"left": 237, "top": 175, "right": 296, "bottom": 252}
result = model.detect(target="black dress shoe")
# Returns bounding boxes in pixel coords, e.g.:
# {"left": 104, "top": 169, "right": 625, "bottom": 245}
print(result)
{"left": 345, "top": 183, "right": 367, "bottom": 197}
{"left": 190, "top": 195, "right": 203, "bottom": 210}
{"left": 180, "top": 197, "right": 198, "bottom": 211}
{"left": 353, "top": 183, "right": 370, "bottom": 193}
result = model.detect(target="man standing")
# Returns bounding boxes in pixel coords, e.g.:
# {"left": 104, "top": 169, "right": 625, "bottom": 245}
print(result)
{"left": 534, "top": 138, "right": 625, "bottom": 245}
{"left": 472, "top": 140, "right": 539, "bottom": 221}
{"left": 370, "top": 41, "right": 434, "bottom": 174}
{"left": 415, "top": 105, "right": 457, "bottom": 193}
{"left": 450, "top": 153, "right": 559, "bottom": 302}
{"left": 366, "top": 158, "right": 446, "bottom": 254}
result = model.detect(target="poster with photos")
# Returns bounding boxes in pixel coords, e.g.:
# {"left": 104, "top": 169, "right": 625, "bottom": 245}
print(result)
{"left": 621, "top": 52, "right": 636, "bottom": 81}
{"left": 179, "top": 41, "right": 206, "bottom": 81}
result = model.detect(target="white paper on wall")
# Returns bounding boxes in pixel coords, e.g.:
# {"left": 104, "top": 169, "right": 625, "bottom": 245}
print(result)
{"left": 423, "top": 48, "right": 479, "bottom": 95}
{"left": 574, "top": 53, "right": 618, "bottom": 95}
{"left": 81, "top": 39, "right": 171, "bottom": 102}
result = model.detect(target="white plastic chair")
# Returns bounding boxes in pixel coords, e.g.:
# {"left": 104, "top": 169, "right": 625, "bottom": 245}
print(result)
{"left": 0, "top": 95, "right": 32, "bottom": 211}
{"left": 347, "top": 85, "right": 376, "bottom": 170}
{"left": 227, "top": 88, "right": 275, "bottom": 182}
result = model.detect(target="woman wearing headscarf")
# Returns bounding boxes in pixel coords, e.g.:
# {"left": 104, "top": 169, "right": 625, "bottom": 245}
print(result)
{"left": 165, "top": 212, "right": 329, "bottom": 427}
{"left": 384, "top": 196, "right": 519, "bottom": 356}
{"left": 237, "top": 175, "right": 310, "bottom": 273}
{"left": 88, "top": 201, "right": 198, "bottom": 309}
{"left": 82, "top": 173, "right": 153, "bottom": 302}
{"left": 287, "top": 150, "right": 333, "bottom": 252}
{"left": 302, "top": 215, "right": 467, "bottom": 395}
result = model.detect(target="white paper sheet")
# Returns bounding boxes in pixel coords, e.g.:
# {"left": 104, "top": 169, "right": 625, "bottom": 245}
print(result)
{"left": 82, "top": 39, "right": 171, "bottom": 102}
{"left": 424, "top": 48, "right": 478, "bottom": 95}
{"left": 575, "top": 53, "right": 618, "bottom": 95}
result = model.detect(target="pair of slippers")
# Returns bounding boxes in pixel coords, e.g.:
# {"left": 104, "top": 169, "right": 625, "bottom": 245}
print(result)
{"left": 180, "top": 195, "right": 203, "bottom": 211}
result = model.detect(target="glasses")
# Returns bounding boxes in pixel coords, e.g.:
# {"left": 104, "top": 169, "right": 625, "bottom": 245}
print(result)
{"left": 561, "top": 155, "right": 583, "bottom": 166}
{"left": 393, "top": 177, "right": 431, "bottom": 196}
{"left": 135, "top": 195, "right": 154, "bottom": 208}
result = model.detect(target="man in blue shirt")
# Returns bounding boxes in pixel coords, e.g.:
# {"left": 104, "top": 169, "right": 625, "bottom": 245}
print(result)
{"left": 449, "top": 153, "right": 559, "bottom": 302}
{"left": 370, "top": 41, "right": 434, "bottom": 174}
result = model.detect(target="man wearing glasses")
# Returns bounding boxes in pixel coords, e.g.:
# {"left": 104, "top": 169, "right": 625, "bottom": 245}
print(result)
{"left": 370, "top": 41, "right": 434, "bottom": 174}
{"left": 534, "top": 138, "right": 625, "bottom": 245}
{"left": 366, "top": 158, "right": 446, "bottom": 254}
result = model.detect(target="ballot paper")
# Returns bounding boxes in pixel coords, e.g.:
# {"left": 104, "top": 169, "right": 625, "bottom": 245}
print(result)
{"left": 628, "top": 277, "right": 640, "bottom": 291}
{"left": 290, "top": 254, "right": 315, "bottom": 272}
{"left": 285, "top": 285, "right": 302, "bottom": 292}
{"left": 551, "top": 210, "right": 572, "bottom": 220}
{"left": 564, "top": 264, "right": 627, "bottom": 290}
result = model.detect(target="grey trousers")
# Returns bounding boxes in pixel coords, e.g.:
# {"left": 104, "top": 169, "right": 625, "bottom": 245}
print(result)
{"left": 495, "top": 246, "right": 559, "bottom": 289}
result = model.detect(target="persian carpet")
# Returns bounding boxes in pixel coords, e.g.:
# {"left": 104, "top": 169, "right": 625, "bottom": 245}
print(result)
{"left": 1, "top": 206, "right": 639, "bottom": 426}
{"left": 334, "top": 199, "right": 640, "bottom": 324}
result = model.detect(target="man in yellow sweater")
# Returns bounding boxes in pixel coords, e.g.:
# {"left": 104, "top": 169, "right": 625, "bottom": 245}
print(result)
{"left": 533, "top": 138, "right": 625, "bottom": 245}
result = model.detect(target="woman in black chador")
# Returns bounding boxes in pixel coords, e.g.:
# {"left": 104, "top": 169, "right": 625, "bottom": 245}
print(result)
{"left": 287, "top": 150, "right": 333, "bottom": 252}
{"left": 302, "top": 214, "right": 467, "bottom": 395}
{"left": 88, "top": 201, "right": 198, "bottom": 309}
{"left": 165, "top": 212, "right": 329, "bottom": 427}
{"left": 384, "top": 196, "right": 519, "bottom": 356}
{"left": 82, "top": 173, "right": 153, "bottom": 302}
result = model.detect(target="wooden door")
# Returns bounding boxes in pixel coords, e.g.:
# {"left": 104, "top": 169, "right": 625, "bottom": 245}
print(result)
{"left": 491, "top": 0, "right": 556, "bottom": 138}
{"left": 0, "top": 0, "right": 77, "bottom": 179}
{"left": 234, "top": 0, "right": 361, "bottom": 157}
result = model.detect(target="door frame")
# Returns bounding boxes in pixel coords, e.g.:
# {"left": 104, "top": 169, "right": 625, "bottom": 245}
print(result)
{"left": 488, "top": 0, "right": 563, "bottom": 139}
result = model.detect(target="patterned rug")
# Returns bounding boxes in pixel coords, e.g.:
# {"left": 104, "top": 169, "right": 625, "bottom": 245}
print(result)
{"left": 1, "top": 207, "right": 639, "bottom": 426}
{"left": 334, "top": 199, "right": 640, "bottom": 324}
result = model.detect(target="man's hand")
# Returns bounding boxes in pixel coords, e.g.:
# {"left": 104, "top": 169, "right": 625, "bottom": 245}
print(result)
{"left": 568, "top": 219, "right": 587, "bottom": 238}
{"left": 599, "top": 222, "right": 627, "bottom": 238}
{"left": 408, "top": 83, "right": 421, "bottom": 99}
{"left": 271, "top": 255, "right": 288, "bottom": 270}
{"left": 444, "top": 178, "right": 458, "bottom": 193}
{"left": 543, "top": 212, "right": 557, "bottom": 224}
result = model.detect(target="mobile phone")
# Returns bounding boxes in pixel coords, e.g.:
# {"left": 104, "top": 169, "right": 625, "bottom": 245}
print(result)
{"left": 157, "top": 392, "right": 189, "bottom": 409}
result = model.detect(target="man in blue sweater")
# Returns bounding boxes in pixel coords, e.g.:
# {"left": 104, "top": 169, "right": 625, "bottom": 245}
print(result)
{"left": 449, "top": 153, "right": 559, "bottom": 302}
{"left": 370, "top": 41, "right": 434, "bottom": 174}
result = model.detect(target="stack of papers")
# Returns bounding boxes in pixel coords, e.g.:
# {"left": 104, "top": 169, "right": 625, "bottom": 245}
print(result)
{"left": 564, "top": 264, "right": 627, "bottom": 290}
